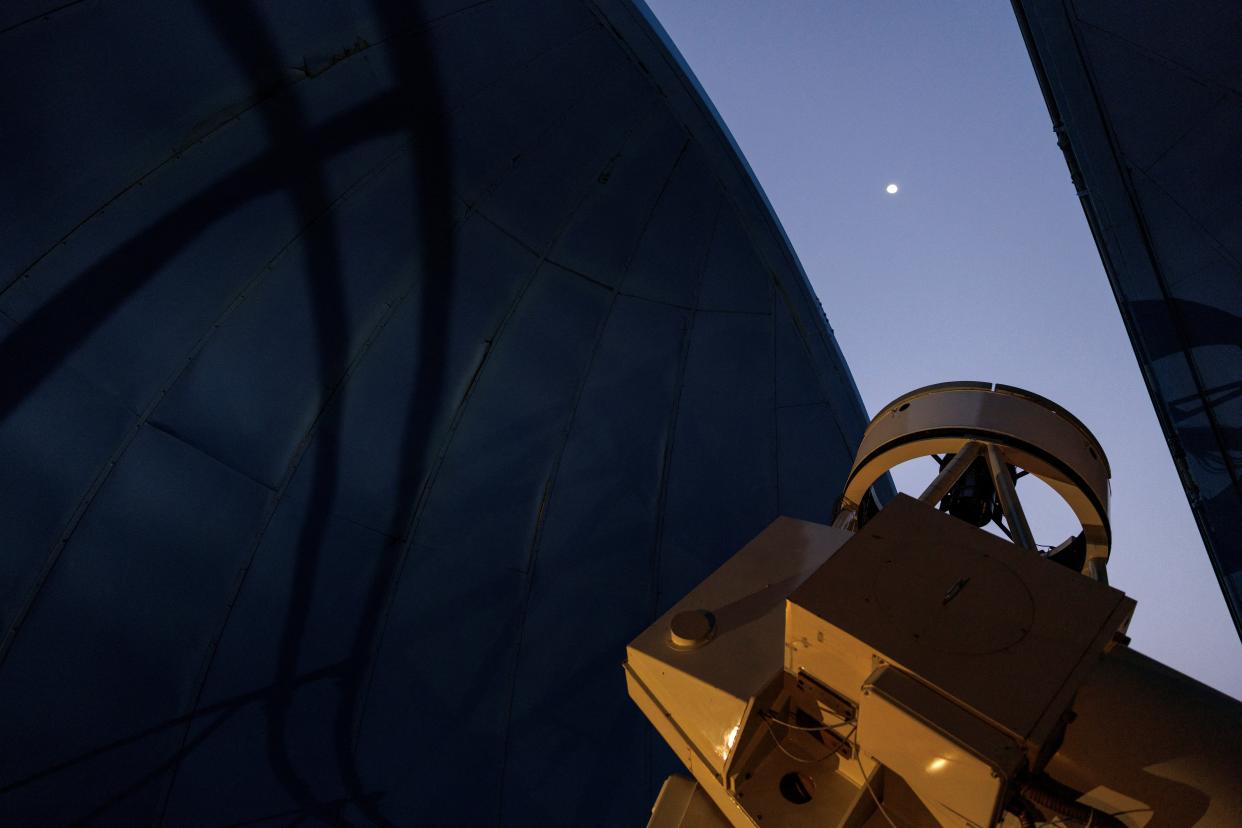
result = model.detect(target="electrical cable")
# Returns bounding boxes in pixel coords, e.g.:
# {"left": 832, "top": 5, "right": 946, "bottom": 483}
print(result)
{"left": 1011, "top": 806, "right": 1036, "bottom": 828}
{"left": 1043, "top": 809, "right": 1148, "bottom": 828}
{"left": 849, "top": 730, "right": 899, "bottom": 828}
{"left": 761, "top": 711, "right": 854, "bottom": 734}
{"left": 761, "top": 717, "right": 844, "bottom": 765}
{"left": 1017, "top": 781, "right": 1127, "bottom": 828}
{"left": 1005, "top": 795, "right": 1042, "bottom": 828}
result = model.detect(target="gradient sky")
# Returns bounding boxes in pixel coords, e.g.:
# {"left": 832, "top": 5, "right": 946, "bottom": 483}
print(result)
{"left": 644, "top": 0, "right": 1242, "bottom": 697}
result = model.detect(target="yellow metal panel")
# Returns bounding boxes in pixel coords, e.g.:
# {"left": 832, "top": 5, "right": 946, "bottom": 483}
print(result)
{"left": 860, "top": 666, "right": 1017, "bottom": 827}
{"left": 627, "top": 516, "right": 851, "bottom": 776}
{"left": 647, "top": 776, "right": 735, "bottom": 828}
{"left": 787, "top": 495, "right": 1132, "bottom": 751}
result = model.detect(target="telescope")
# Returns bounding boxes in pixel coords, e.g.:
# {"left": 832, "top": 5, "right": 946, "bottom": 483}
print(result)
{"left": 627, "top": 383, "right": 1242, "bottom": 828}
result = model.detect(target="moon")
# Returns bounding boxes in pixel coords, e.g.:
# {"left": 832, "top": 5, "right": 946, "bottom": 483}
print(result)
{"left": 886, "top": 183, "right": 899, "bottom": 194}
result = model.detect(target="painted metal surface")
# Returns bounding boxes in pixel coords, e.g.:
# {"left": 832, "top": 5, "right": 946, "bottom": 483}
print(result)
{"left": 1012, "top": 0, "right": 1242, "bottom": 639}
{"left": 625, "top": 515, "right": 855, "bottom": 828}
{"left": 627, "top": 494, "right": 1143, "bottom": 828}
{"left": 843, "top": 382, "right": 1113, "bottom": 572}
{"left": 0, "top": 0, "right": 878, "bottom": 823}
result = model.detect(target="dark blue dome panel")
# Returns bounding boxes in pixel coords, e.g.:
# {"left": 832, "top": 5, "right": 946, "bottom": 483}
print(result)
{"left": 1015, "top": 0, "right": 1242, "bottom": 641}
{"left": 0, "top": 1, "right": 879, "bottom": 823}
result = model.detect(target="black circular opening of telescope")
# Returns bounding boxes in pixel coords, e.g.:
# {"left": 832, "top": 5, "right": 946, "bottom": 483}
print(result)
{"left": 779, "top": 771, "right": 815, "bottom": 805}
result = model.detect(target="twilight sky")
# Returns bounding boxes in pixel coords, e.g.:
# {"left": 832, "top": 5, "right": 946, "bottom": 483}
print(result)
{"left": 644, "top": 0, "right": 1242, "bottom": 697}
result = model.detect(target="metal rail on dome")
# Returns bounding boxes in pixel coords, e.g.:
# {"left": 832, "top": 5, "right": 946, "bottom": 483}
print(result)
{"left": 835, "top": 382, "right": 1112, "bottom": 580}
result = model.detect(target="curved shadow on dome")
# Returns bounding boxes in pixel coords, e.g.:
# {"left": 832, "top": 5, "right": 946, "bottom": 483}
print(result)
{"left": 0, "top": 2, "right": 875, "bottom": 823}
